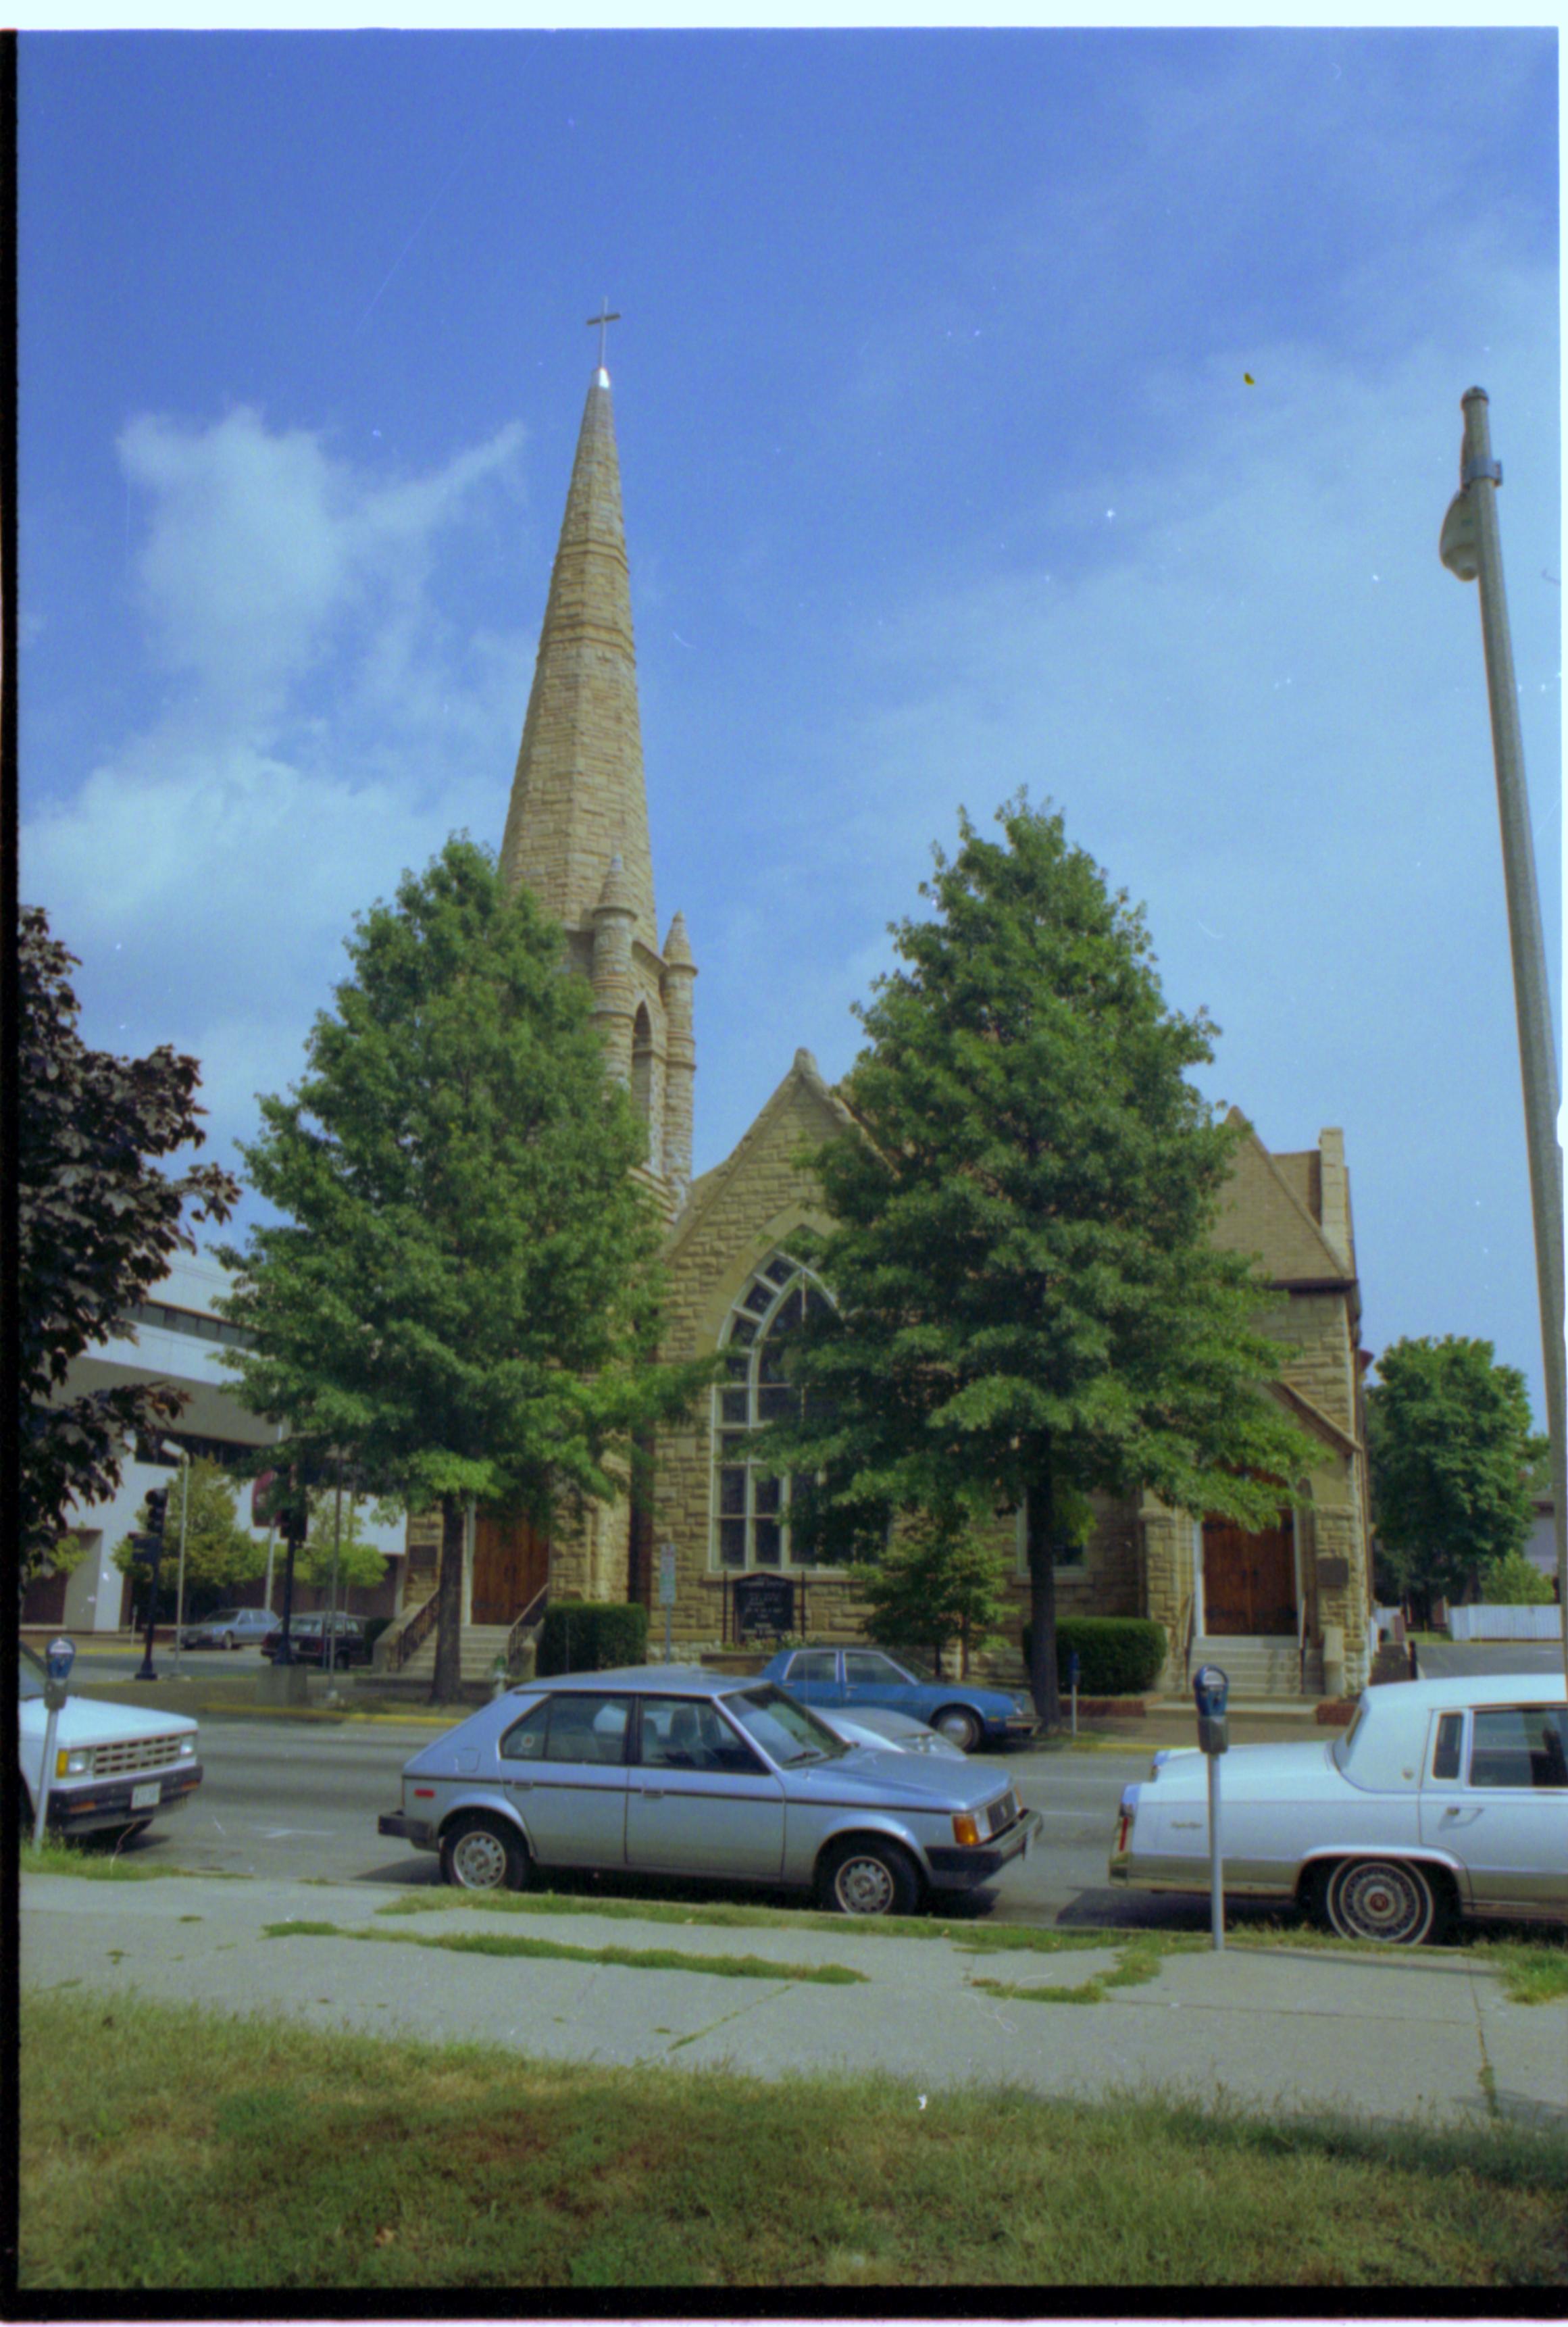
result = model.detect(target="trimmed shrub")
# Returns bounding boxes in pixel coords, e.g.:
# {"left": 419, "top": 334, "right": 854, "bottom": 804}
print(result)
{"left": 536, "top": 1599, "right": 649, "bottom": 1678}
{"left": 1021, "top": 1616, "right": 1167, "bottom": 1696}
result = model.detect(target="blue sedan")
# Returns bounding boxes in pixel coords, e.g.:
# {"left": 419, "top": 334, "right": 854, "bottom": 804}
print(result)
{"left": 761, "top": 1646, "right": 1036, "bottom": 1753}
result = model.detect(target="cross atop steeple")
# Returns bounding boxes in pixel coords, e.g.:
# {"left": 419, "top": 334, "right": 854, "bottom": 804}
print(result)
{"left": 586, "top": 299, "right": 622, "bottom": 368}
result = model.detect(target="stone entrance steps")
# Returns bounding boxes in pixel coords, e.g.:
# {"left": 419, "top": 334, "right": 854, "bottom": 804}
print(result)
{"left": 1190, "top": 1634, "right": 1323, "bottom": 1701}
{"left": 384, "top": 1622, "right": 515, "bottom": 1688}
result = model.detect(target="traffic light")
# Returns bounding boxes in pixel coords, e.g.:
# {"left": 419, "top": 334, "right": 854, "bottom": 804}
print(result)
{"left": 145, "top": 1486, "right": 169, "bottom": 1539}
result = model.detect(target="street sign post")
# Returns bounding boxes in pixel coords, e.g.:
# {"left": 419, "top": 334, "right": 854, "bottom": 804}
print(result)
{"left": 659, "top": 1543, "right": 678, "bottom": 1663}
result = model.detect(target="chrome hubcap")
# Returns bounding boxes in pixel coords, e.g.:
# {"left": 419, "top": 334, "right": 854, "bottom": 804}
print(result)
{"left": 1332, "top": 1861, "right": 1429, "bottom": 1945}
{"left": 835, "top": 1855, "right": 895, "bottom": 1914}
{"left": 450, "top": 1829, "right": 508, "bottom": 1889}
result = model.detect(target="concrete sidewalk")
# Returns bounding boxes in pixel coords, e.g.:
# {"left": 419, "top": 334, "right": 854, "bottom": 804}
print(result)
{"left": 20, "top": 1872, "right": 1567, "bottom": 2134}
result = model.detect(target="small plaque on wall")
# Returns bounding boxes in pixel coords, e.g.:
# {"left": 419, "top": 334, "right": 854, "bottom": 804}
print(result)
{"left": 1316, "top": 1556, "right": 1350, "bottom": 1591}
{"left": 733, "top": 1573, "right": 795, "bottom": 1641}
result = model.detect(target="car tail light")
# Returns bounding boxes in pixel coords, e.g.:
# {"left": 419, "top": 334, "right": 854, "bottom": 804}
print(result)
{"left": 1115, "top": 1806, "right": 1132, "bottom": 1854}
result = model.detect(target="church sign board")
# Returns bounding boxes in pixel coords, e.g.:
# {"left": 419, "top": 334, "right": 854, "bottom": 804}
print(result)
{"left": 732, "top": 1573, "right": 795, "bottom": 1643}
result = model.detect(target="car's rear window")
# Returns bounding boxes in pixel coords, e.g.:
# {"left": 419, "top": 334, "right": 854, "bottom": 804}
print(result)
{"left": 1330, "top": 1700, "right": 1367, "bottom": 1772}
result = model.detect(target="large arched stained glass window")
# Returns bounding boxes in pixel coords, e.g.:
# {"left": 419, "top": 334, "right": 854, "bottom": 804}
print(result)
{"left": 711, "top": 1255, "right": 834, "bottom": 1570}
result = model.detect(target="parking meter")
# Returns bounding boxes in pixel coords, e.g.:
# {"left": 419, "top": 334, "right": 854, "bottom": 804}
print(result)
{"left": 33, "top": 1637, "right": 76, "bottom": 1849}
{"left": 43, "top": 1636, "right": 76, "bottom": 1712}
{"left": 1192, "top": 1664, "right": 1230, "bottom": 1951}
{"left": 1193, "top": 1663, "right": 1230, "bottom": 1756}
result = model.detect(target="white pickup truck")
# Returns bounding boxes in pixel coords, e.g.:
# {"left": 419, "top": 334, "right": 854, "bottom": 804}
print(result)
{"left": 19, "top": 1642, "right": 202, "bottom": 1840}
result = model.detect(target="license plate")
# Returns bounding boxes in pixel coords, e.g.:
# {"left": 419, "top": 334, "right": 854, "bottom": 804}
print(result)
{"left": 130, "top": 1781, "right": 161, "bottom": 1811}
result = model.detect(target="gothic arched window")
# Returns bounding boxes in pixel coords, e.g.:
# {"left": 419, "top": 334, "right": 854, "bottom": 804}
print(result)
{"left": 711, "top": 1255, "right": 834, "bottom": 1570}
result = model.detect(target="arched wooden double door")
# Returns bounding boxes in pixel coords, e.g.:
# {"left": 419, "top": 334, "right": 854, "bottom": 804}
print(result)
{"left": 1203, "top": 1512, "right": 1296, "bottom": 1635}
{"left": 472, "top": 1509, "right": 551, "bottom": 1626}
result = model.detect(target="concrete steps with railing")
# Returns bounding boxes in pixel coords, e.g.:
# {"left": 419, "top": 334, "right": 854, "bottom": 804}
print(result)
{"left": 1188, "top": 1634, "right": 1324, "bottom": 1701}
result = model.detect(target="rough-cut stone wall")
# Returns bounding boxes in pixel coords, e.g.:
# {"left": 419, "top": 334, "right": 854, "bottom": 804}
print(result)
{"left": 653, "top": 1065, "right": 860, "bottom": 1650}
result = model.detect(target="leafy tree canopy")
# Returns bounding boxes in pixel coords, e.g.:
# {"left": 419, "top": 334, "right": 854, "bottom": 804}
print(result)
{"left": 763, "top": 797, "right": 1317, "bottom": 1722}
{"left": 18, "top": 907, "right": 239, "bottom": 1583}
{"left": 216, "top": 838, "right": 706, "bottom": 1698}
{"left": 294, "top": 1482, "right": 397, "bottom": 1593}
{"left": 851, "top": 1509, "right": 1014, "bottom": 1680}
{"left": 111, "top": 1459, "right": 264, "bottom": 1612}
{"left": 1480, "top": 1549, "right": 1554, "bottom": 1609}
{"left": 1368, "top": 1335, "right": 1542, "bottom": 1613}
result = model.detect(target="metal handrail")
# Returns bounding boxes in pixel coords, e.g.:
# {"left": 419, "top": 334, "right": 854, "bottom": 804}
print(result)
{"left": 1180, "top": 1592, "right": 1196, "bottom": 1686}
{"left": 506, "top": 1586, "right": 549, "bottom": 1671}
{"left": 1297, "top": 1595, "right": 1308, "bottom": 1695}
{"left": 387, "top": 1590, "right": 439, "bottom": 1672}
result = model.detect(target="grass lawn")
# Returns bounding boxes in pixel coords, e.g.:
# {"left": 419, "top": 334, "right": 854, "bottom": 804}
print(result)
{"left": 19, "top": 1988, "right": 1567, "bottom": 2291}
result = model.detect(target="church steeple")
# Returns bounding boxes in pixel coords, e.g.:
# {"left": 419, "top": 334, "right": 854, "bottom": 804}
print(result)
{"left": 499, "top": 362, "right": 658, "bottom": 953}
{"left": 497, "top": 340, "right": 697, "bottom": 1211}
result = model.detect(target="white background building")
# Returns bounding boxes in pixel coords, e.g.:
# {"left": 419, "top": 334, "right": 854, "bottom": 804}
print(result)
{"left": 24, "top": 1253, "right": 405, "bottom": 1635}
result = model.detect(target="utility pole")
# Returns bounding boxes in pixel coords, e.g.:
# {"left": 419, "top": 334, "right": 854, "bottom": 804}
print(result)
{"left": 1440, "top": 386, "right": 1568, "bottom": 1681}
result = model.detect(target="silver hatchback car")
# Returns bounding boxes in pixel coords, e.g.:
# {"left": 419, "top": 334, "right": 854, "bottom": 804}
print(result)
{"left": 379, "top": 1664, "right": 1042, "bottom": 1916}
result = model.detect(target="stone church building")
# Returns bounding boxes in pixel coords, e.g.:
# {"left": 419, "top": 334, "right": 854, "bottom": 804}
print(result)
{"left": 386, "top": 352, "right": 1375, "bottom": 1700}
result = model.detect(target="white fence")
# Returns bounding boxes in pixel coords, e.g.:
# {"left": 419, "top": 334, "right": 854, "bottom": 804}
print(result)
{"left": 1448, "top": 1603, "right": 1563, "bottom": 1642}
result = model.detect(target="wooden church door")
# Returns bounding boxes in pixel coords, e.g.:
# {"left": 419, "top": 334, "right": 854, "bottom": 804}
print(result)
{"left": 1203, "top": 1513, "right": 1297, "bottom": 1636}
{"left": 472, "top": 1511, "right": 551, "bottom": 1626}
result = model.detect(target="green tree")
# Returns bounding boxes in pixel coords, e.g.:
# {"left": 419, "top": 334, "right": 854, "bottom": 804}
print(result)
{"left": 851, "top": 1508, "right": 1013, "bottom": 1678}
{"left": 1480, "top": 1550, "right": 1554, "bottom": 1608}
{"left": 111, "top": 1459, "right": 263, "bottom": 1620}
{"left": 294, "top": 1482, "right": 397, "bottom": 1594}
{"left": 18, "top": 907, "right": 239, "bottom": 1586}
{"left": 216, "top": 838, "right": 706, "bottom": 1701}
{"left": 1368, "top": 1336, "right": 1542, "bottom": 1622}
{"left": 763, "top": 798, "right": 1317, "bottom": 1724}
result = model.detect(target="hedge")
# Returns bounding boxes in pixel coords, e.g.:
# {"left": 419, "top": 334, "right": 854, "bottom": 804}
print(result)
{"left": 536, "top": 1599, "right": 649, "bottom": 1678}
{"left": 1021, "top": 1616, "right": 1167, "bottom": 1696}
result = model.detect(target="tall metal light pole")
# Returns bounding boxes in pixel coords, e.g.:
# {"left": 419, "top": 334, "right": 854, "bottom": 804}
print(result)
{"left": 164, "top": 1442, "right": 192, "bottom": 1678}
{"left": 1439, "top": 386, "right": 1568, "bottom": 1680}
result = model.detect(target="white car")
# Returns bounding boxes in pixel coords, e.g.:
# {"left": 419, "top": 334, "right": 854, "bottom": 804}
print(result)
{"left": 814, "top": 1705, "right": 967, "bottom": 1759}
{"left": 1109, "top": 1672, "right": 1567, "bottom": 1945}
{"left": 18, "top": 1644, "right": 202, "bottom": 1840}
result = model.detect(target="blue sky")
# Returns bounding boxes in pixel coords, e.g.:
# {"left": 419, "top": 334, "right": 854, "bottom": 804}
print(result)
{"left": 18, "top": 28, "right": 1562, "bottom": 1418}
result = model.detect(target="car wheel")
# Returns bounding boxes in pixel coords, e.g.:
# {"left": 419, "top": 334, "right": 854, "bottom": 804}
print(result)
{"left": 439, "top": 1813, "right": 530, "bottom": 1894}
{"left": 224, "top": 1632, "right": 238, "bottom": 1651}
{"left": 1323, "top": 1857, "right": 1444, "bottom": 1947}
{"left": 932, "top": 1706, "right": 983, "bottom": 1754}
{"left": 819, "top": 1835, "right": 922, "bottom": 1917}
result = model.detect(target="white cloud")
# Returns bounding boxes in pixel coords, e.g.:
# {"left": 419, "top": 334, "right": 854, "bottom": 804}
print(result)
{"left": 22, "top": 407, "right": 538, "bottom": 1199}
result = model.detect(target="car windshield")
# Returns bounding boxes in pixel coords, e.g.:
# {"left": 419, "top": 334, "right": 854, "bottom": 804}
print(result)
{"left": 19, "top": 1645, "right": 46, "bottom": 1700}
{"left": 726, "top": 1685, "right": 851, "bottom": 1766}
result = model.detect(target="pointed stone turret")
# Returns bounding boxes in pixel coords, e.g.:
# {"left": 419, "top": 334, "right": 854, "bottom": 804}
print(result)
{"left": 661, "top": 910, "right": 697, "bottom": 1202}
{"left": 590, "top": 854, "right": 638, "bottom": 1085}
{"left": 499, "top": 366, "right": 658, "bottom": 954}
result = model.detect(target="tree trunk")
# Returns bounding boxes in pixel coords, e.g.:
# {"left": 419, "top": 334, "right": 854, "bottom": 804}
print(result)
{"left": 430, "top": 1494, "right": 465, "bottom": 1705}
{"left": 1026, "top": 1475, "right": 1061, "bottom": 1728}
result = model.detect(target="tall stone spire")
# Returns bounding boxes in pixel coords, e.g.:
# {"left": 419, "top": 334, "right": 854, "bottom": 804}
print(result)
{"left": 499, "top": 364, "right": 657, "bottom": 953}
